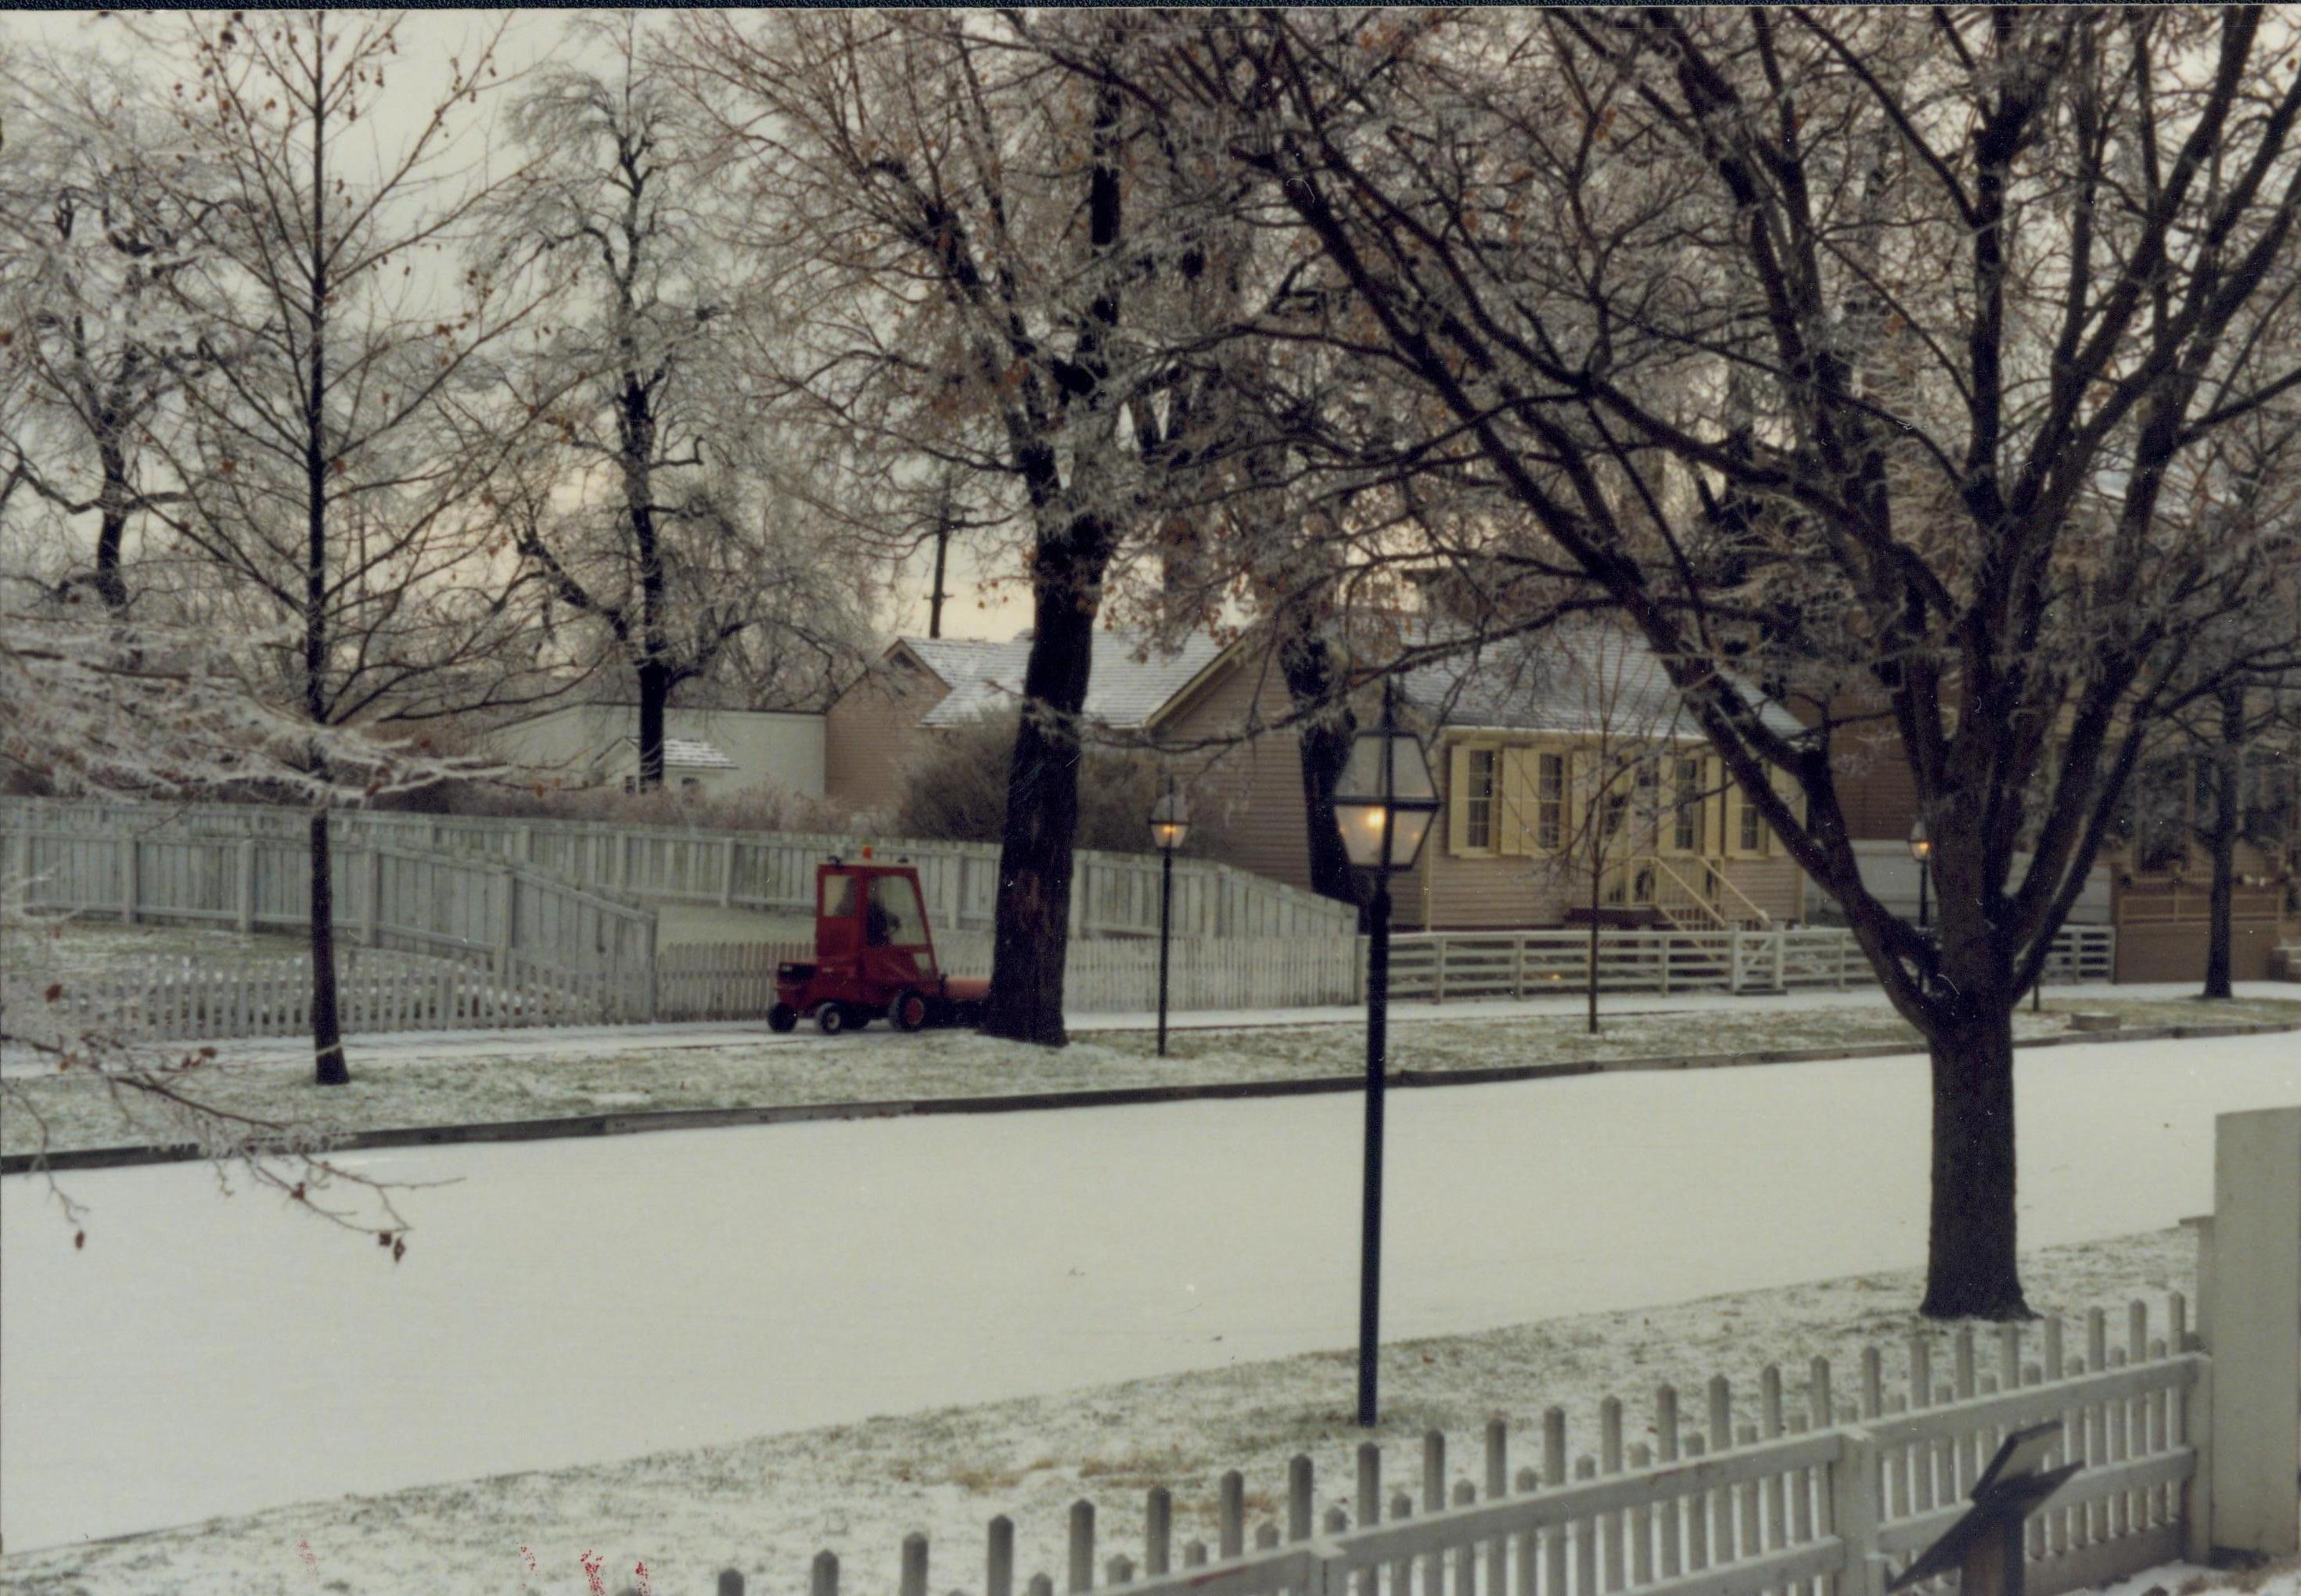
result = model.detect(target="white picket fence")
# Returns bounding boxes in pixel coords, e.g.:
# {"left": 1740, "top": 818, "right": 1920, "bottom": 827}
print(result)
{"left": 795, "top": 1298, "right": 2202, "bottom": 1596}
{"left": 2, "top": 823, "right": 658, "bottom": 980}
{"left": 1381, "top": 926, "right": 2116, "bottom": 1004}
{"left": 0, "top": 798, "right": 1359, "bottom": 941}
{"left": 20, "top": 947, "right": 654, "bottom": 1041}
{"left": 8, "top": 921, "right": 2119, "bottom": 1041}
{"left": 650, "top": 936, "right": 1364, "bottom": 1021}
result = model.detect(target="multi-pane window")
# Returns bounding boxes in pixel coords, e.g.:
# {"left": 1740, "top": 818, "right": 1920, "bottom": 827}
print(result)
{"left": 1537, "top": 752, "right": 1566, "bottom": 851}
{"left": 1673, "top": 756, "right": 1704, "bottom": 852}
{"left": 1738, "top": 783, "right": 1765, "bottom": 853}
{"left": 1463, "top": 748, "right": 1497, "bottom": 850}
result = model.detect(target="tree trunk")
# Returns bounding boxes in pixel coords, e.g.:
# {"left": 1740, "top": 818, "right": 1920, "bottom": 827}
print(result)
{"left": 928, "top": 522, "right": 951, "bottom": 640}
{"left": 308, "top": 809, "right": 348, "bottom": 1085}
{"left": 93, "top": 440, "right": 130, "bottom": 613}
{"left": 636, "top": 660, "right": 670, "bottom": 792}
{"left": 1277, "top": 620, "right": 1357, "bottom": 907}
{"left": 303, "top": 64, "right": 343, "bottom": 1089}
{"left": 1916, "top": 998, "right": 2028, "bottom": 1317}
{"left": 979, "top": 569, "right": 1101, "bottom": 1047}
{"left": 1587, "top": 857, "right": 1602, "bottom": 1034}
{"left": 2204, "top": 683, "right": 2243, "bottom": 1000}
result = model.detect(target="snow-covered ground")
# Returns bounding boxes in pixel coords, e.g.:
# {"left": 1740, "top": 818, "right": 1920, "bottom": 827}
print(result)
{"left": 0, "top": 1227, "right": 2205, "bottom": 1596}
{"left": 2100, "top": 1560, "right": 2301, "bottom": 1596}
{"left": 5, "top": 1032, "right": 2295, "bottom": 1564}
{"left": 7, "top": 984, "right": 2295, "bottom": 1156}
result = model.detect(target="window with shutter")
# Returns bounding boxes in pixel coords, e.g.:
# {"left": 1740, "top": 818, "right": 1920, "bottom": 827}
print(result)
{"left": 1670, "top": 754, "right": 1704, "bottom": 854}
{"left": 1463, "top": 747, "right": 1497, "bottom": 851}
{"left": 1537, "top": 749, "right": 1566, "bottom": 853}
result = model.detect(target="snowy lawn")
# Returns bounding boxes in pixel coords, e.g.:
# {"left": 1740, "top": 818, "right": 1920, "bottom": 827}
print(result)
{"left": 5, "top": 1031, "right": 2295, "bottom": 1568}
{"left": 0, "top": 1227, "right": 2202, "bottom": 1596}
{"left": 2097, "top": 1556, "right": 2301, "bottom": 1596}
{"left": 1, "top": 915, "right": 314, "bottom": 976}
{"left": 5, "top": 989, "right": 2296, "bottom": 1159}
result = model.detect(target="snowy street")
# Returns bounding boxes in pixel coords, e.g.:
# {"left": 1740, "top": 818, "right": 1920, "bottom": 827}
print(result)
{"left": 5, "top": 1030, "right": 2296, "bottom": 1555}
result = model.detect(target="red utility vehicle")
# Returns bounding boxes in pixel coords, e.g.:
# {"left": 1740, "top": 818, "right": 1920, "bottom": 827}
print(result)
{"left": 767, "top": 856, "right": 987, "bottom": 1036}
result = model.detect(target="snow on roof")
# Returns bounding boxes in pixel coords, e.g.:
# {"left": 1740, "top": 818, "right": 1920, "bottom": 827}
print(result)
{"left": 614, "top": 735, "right": 738, "bottom": 770}
{"left": 899, "top": 636, "right": 1013, "bottom": 688}
{"left": 1396, "top": 620, "right": 1807, "bottom": 739}
{"left": 907, "top": 630, "right": 1226, "bottom": 730}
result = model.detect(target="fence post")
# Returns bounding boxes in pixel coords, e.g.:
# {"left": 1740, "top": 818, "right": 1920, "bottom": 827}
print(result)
{"left": 121, "top": 835, "right": 139, "bottom": 925}
{"left": 721, "top": 837, "right": 738, "bottom": 908}
{"left": 1729, "top": 929, "right": 1743, "bottom": 994}
{"left": 2201, "top": 1105, "right": 2301, "bottom": 1560}
{"left": 640, "top": 910, "right": 660, "bottom": 1024}
{"left": 1828, "top": 1429, "right": 1886, "bottom": 1596}
{"left": 365, "top": 849, "right": 383, "bottom": 947}
{"left": 2182, "top": 1351, "right": 2215, "bottom": 1565}
{"left": 496, "top": 867, "right": 517, "bottom": 976}
{"left": 239, "top": 839, "right": 257, "bottom": 933}
{"left": 1771, "top": 929, "right": 1786, "bottom": 991}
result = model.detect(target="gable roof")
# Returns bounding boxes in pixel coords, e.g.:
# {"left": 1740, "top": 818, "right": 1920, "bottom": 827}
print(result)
{"left": 1159, "top": 616, "right": 1805, "bottom": 742}
{"left": 902, "top": 629, "right": 1227, "bottom": 731}
{"left": 1400, "top": 621, "right": 1807, "bottom": 739}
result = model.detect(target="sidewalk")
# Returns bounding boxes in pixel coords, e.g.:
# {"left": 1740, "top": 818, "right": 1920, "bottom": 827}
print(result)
{"left": 21, "top": 979, "right": 2281, "bottom": 1077}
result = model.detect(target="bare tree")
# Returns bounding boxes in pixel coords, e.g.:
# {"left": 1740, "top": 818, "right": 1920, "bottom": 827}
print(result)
{"left": 138, "top": 11, "right": 559, "bottom": 1087}
{"left": 476, "top": 16, "right": 870, "bottom": 782}
{"left": 0, "top": 49, "right": 212, "bottom": 611}
{"left": 1143, "top": 7, "right": 2301, "bottom": 1314}
{"left": 670, "top": 10, "right": 1255, "bottom": 1044}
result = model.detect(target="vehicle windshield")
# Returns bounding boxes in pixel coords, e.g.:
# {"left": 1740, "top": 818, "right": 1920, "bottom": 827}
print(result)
{"left": 822, "top": 873, "right": 857, "bottom": 918}
{"left": 865, "top": 875, "right": 927, "bottom": 947}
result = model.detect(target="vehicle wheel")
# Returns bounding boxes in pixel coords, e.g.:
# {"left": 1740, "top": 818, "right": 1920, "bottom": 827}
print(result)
{"left": 891, "top": 991, "right": 930, "bottom": 1033}
{"left": 767, "top": 1003, "right": 798, "bottom": 1033}
{"left": 815, "top": 1002, "right": 849, "bottom": 1037}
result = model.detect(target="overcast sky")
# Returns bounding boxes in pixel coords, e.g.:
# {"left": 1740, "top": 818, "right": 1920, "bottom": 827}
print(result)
{"left": 2, "top": 7, "right": 1039, "bottom": 646}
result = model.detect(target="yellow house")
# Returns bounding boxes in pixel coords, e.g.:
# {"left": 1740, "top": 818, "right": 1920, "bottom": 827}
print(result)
{"left": 1151, "top": 622, "right": 1811, "bottom": 932}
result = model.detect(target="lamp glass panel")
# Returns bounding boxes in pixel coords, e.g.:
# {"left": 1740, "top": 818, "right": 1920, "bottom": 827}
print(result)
{"left": 1388, "top": 806, "right": 1436, "bottom": 867}
{"left": 1336, "top": 800, "right": 1392, "bottom": 868}
{"left": 1336, "top": 728, "right": 1437, "bottom": 803}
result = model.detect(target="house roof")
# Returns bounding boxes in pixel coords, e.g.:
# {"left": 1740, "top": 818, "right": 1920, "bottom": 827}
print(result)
{"left": 1159, "top": 616, "right": 1804, "bottom": 742}
{"left": 1399, "top": 621, "right": 1807, "bottom": 739}
{"left": 613, "top": 735, "right": 738, "bottom": 771}
{"left": 902, "top": 630, "right": 1227, "bottom": 731}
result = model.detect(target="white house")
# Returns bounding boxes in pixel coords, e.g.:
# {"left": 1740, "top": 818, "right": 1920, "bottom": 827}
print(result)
{"left": 486, "top": 703, "right": 826, "bottom": 800}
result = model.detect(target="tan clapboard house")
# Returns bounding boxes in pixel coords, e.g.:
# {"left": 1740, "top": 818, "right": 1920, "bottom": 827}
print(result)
{"left": 1148, "top": 622, "right": 1814, "bottom": 933}
{"left": 823, "top": 631, "right": 1227, "bottom": 811}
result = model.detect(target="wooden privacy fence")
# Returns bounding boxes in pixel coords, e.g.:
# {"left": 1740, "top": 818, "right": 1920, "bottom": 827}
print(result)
{"left": 23, "top": 947, "right": 651, "bottom": 1041}
{"left": 0, "top": 798, "right": 1359, "bottom": 941}
{"left": 3, "top": 824, "right": 658, "bottom": 990}
{"left": 1381, "top": 926, "right": 2116, "bottom": 1004}
{"left": 788, "top": 1298, "right": 2202, "bottom": 1596}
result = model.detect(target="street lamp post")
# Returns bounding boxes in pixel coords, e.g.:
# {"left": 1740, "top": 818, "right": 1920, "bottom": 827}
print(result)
{"left": 1149, "top": 782, "right": 1190, "bottom": 1058}
{"left": 1331, "top": 681, "right": 1437, "bottom": 1429}
{"left": 1909, "top": 819, "right": 1932, "bottom": 933}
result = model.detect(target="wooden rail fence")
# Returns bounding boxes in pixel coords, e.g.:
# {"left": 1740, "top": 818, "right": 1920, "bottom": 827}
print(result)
{"left": 1379, "top": 926, "right": 2114, "bottom": 1004}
